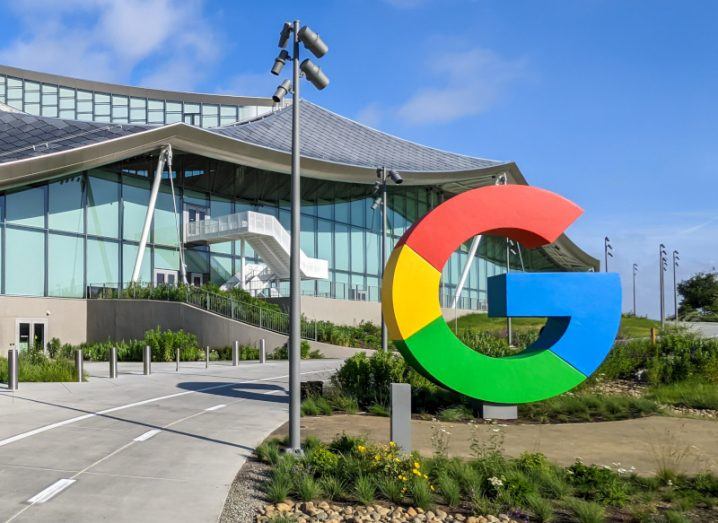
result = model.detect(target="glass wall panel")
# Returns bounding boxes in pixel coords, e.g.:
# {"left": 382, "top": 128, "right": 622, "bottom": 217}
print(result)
{"left": 334, "top": 199, "right": 350, "bottom": 224}
{"left": 186, "top": 248, "right": 209, "bottom": 275}
{"left": 6, "top": 228, "right": 45, "bottom": 296}
{"left": 350, "top": 227, "right": 365, "bottom": 274}
{"left": 210, "top": 254, "right": 232, "bottom": 284}
{"left": 48, "top": 233, "right": 84, "bottom": 297}
{"left": 154, "top": 247, "right": 179, "bottom": 270}
{"left": 210, "top": 197, "right": 232, "bottom": 254}
{"left": 366, "top": 231, "right": 379, "bottom": 275}
{"left": 122, "top": 243, "right": 151, "bottom": 285}
{"left": 301, "top": 215, "right": 316, "bottom": 257}
{"left": 122, "top": 178, "right": 150, "bottom": 241}
{"left": 7, "top": 186, "right": 44, "bottom": 228}
{"left": 317, "top": 219, "right": 333, "bottom": 268}
{"left": 87, "top": 239, "right": 118, "bottom": 285}
{"left": 335, "top": 224, "right": 349, "bottom": 271}
{"left": 87, "top": 172, "right": 118, "bottom": 238}
{"left": 154, "top": 188, "right": 180, "bottom": 246}
{"left": 48, "top": 176, "right": 83, "bottom": 233}
{"left": 350, "top": 198, "right": 365, "bottom": 227}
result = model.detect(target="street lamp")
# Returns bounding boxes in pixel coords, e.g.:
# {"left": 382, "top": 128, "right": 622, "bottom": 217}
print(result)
{"left": 270, "top": 20, "right": 330, "bottom": 454}
{"left": 373, "top": 167, "right": 403, "bottom": 352}
{"left": 659, "top": 244, "right": 667, "bottom": 328}
{"left": 604, "top": 236, "right": 613, "bottom": 272}
{"left": 632, "top": 263, "right": 638, "bottom": 316}
{"left": 672, "top": 250, "right": 680, "bottom": 322}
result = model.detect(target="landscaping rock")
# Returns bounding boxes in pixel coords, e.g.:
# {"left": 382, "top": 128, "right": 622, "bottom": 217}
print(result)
{"left": 256, "top": 502, "right": 520, "bottom": 522}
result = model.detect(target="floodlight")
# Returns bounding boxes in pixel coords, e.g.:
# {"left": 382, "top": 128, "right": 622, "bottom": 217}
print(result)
{"left": 272, "top": 79, "right": 291, "bottom": 103}
{"left": 278, "top": 22, "right": 292, "bottom": 48}
{"left": 388, "top": 169, "right": 403, "bottom": 184}
{"left": 271, "top": 50, "right": 290, "bottom": 76}
{"left": 300, "top": 59, "right": 329, "bottom": 90}
{"left": 371, "top": 197, "right": 382, "bottom": 210}
{"left": 297, "top": 25, "right": 328, "bottom": 57}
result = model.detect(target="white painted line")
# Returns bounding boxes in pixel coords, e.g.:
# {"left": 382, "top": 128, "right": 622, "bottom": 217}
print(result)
{"left": 133, "top": 429, "right": 161, "bottom": 442}
{"left": 27, "top": 479, "right": 75, "bottom": 504}
{"left": 204, "top": 404, "right": 226, "bottom": 412}
{"left": 0, "top": 368, "right": 331, "bottom": 448}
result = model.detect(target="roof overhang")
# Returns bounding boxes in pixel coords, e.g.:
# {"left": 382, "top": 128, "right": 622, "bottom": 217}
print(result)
{"left": 0, "top": 122, "right": 599, "bottom": 271}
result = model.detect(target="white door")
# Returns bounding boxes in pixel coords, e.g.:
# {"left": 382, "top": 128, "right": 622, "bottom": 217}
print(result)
{"left": 154, "top": 269, "right": 178, "bottom": 287}
{"left": 16, "top": 318, "right": 48, "bottom": 353}
{"left": 190, "top": 273, "right": 203, "bottom": 287}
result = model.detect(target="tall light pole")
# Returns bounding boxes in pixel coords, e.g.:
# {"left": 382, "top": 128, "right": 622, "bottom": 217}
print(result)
{"left": 672, "top": 250, "right": 680, "bottom": 321}
{"left": 604, "top": 236, "right": 613, "bottom": 272}
{"left": 659, "top": 243, "right": 667, "bottom": 328}
{"left": 372, "top": 167, "right": 403, "bottom": 351}
{"left": 270, "top": 20, "right": 330, "bottom": 453}
{"left": 632, "top": 263, "right": 638, "bottom": 316}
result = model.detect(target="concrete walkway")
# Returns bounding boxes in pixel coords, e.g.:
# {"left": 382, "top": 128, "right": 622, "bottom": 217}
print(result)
{"left": 0, "top": 359, "right": 341, "bottom": 522}
{"left": 281, "top": 414, "right": 718, "bottom": 476}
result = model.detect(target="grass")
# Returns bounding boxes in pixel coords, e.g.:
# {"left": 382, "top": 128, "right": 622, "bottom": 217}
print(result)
{"left": 519, "top": 393, "right": 659, "bottom": 423}
{"left": 454, "top": 313, "right": 660, "bottom": 340}
{"left": 301, "top": 396, "right": 333, "bottom": 416}
{"left": 354, "top": 475, "right": 375, "bottom": 505}
{"left": 367, "top": 403, "right": 390, "bottom": 417}
{"left": 647, "top": 380, "right": 718, "bottom": 411}
{"left": 564, "top": 497, "right": 606, "bottom": 523}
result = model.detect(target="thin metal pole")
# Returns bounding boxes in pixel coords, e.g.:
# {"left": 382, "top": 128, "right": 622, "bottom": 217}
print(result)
{"left": 176, "top": 347, "right": 180, "bottom": 372}
{"left": 659, "top": 245, "right": 665, "bottom": 328}
{"left": 143, "top": 345, "right": 151, "bottom": 375}
{"left": 7, "top": 349, "right": 18, "bottom": 391}
{"left": 75, "top": 350, "right": 83, "bottom": 383}
{"left": 673, "top": 252, "right": 678, "bottom": 322}
{"left": 232, "top": 340, "right": 239, "bottom": 366}
{"left": 506, "top": 239, "right": 512, "bottom": 346}
{"left": 632, "top": 267, "right": 637, "bottom": 316}
{"left": 380, "top": 167, "right": 388, "bottom": 352}
{"left": 604, "top": 239, "right": 608, "bottom": 272}
{"left": 205, "top": 346, "right": 210, "bottom": 368}
{"left": 288, "top": 18, "right": 302, "bottom": 453}
{"left": 452, "top": 235, "right": 481, "bottom": 309}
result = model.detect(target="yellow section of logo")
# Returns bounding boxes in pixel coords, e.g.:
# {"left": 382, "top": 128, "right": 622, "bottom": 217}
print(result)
{"left": 382, "top": 244, "right": 442, "bottom": 341}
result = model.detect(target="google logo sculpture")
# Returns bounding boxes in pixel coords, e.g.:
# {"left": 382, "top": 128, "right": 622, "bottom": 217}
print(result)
{"left": 382, "top": 185, "right": 621, "bottom": 404}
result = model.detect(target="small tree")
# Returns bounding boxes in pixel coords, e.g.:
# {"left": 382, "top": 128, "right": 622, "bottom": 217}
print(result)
{"left": 678, "top": 272, "right": 718, "bottom": 320}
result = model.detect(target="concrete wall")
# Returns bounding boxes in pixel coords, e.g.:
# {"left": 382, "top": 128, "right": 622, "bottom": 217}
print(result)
{"left": 86, "top": 299, "right": 370, "bottom": 358}
{"left": 268, "top": 296, "right": 482, "bottom": 326}
{"left": 0, "top": 296, "right": 87, "bottom": 350}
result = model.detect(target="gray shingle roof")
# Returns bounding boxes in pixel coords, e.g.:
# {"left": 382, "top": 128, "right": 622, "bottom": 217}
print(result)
{"left": 0, "top": 111, "right": 149, "bottom": 163}
{"left": 0, "top": 100, "right": 505, "bottom": 173}
{"left": 215, "top": 100, "right": 505, "bottom": 172}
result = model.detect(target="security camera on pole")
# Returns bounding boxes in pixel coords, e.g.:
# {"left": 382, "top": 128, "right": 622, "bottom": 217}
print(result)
{"left": 604, "top": 236, "right": 613, "bottom": 272}
{"left": 672, "top": 250, "right": 680, "bottom": 322}
{"left": 659, "top": 244, "right": 667, "bottom": 328}
{"left": 270, "top": 20, "right": 330, "bottom": 454}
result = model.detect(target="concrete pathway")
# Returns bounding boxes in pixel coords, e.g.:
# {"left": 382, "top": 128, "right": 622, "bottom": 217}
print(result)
{"left": 281, "top": 414, "right": 718, "bottom": 476}
{"left": 0, "top": 359, "right": 341, "bottom": 523}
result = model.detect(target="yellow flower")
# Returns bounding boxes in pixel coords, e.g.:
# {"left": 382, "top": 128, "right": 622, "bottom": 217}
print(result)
{"left": 414, "top": 462, "right": 420, "bottom": 469}
{"left": 423, "top": 474, "right": 428, "bottom": 479}
{"left": 357, "top": 445, "right": 366, "bottom": 453}
{"left": 430, "top": 485, "right": 435, "bottom": 491}
{"left": 374, "top": 454, "right": 381, "bottom": 461}
{"left": 389, "top": 441, "right": 396, "bottom": 447}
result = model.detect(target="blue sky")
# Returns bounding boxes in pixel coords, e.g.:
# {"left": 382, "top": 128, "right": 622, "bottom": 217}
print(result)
{"left": 0, "top": 0, "right": 715, "bottom": 318}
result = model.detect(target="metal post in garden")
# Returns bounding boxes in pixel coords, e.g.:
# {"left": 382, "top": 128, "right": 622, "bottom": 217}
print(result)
{"left": 7, "top": 349, "right": 18, "bottom": 391}
{"left": 205, "top": 346, "right": 210, "bottom": 368}
{"left": 75, "top": 350, "right": 83, "bottom": 383}
{"left": 232, "top": 341, "right": 239, "bottom": 366}
{"left": 109, "top": 347, "right": 118, "bottom": 379}
{"left": 390, "top": 383, "right": 411, "bottom": 451}
{"left": 143, "top": 345, "right": 151, "bottom": 375}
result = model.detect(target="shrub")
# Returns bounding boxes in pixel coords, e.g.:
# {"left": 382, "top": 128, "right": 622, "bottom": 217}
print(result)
{"left": 305, "top": 446, "right": 339, "bottom": 476}
{"left": 327, "top": 392, "right": 359, "bottom": 414}
{"left": 0, "top": 352, "right": 81, "bottom": 382}
{"left": 264, "top": 475, "right": 292, "bottom": 503}
{"left": 438, "top": 405, "right": 474, "bottom": 422}
{"left": 294, "top": 474, "right": 321, "bottom": 502}
{"left": 318, "top": 475, "right": 344, "bottom": 501}
{"left": 524, "top": 493, "right": 554, "bottom": 522}
{"left": 520, "top": 394, "right": 658, "bottom": 423}
{"left": 437, "top": 472, "right": 461, "bottom": 508}
{"left": 377, "top": 476, "right": 404, "bottom": 504}
{"left": 368, "top": 403, "right": 390, "bottom": 417}
{"left": 301, "top": 396, "right": 332, "bottom": 416}
{"left": 354, "top": 475, "right": 375, "bottom": 505}
{"left": 647, "top": 380, "right": 718, "bottom": 410}
{"left": 564, "top": 497, "right": 606, "bottom": 523}
{"left": 270, "top": 340, "right": 322, "bottom": 360}
{"left": 332, "top": 351, "right": 405, "bottom": 407}
{"left": 567, "top": 460, "right": 629, "bottom": 507}
{"left": 408, "top": 477, "right": 434, "bottom": 510}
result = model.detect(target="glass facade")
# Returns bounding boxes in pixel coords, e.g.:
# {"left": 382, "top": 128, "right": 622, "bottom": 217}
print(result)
{"left": 0, "top": 154, "right": 575, "bottom": 308}
{"left": 0, "top": 73, "right": 272, "bottom": 127}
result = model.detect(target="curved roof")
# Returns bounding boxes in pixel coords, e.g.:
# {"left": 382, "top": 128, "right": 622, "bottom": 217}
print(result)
{"left": 217, "top": 101, "right": 503, "bottom": 172}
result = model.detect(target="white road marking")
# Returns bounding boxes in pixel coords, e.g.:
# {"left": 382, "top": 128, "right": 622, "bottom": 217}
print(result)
{"left": 133, "top": 429, "right": 161, "bottom": 442}
{"left": 0, "top": 368, "right": 330, "bottom": 448}
{"left": 26, "top": 479, "right": 75, "bottom": 504}
{"left": 204, "top": 404, "right": 226, "bottom": 412}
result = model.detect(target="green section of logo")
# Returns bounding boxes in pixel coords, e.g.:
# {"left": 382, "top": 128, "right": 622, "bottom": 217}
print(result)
{"left": 395, "top": 316, "right": 586, "bottom": 404}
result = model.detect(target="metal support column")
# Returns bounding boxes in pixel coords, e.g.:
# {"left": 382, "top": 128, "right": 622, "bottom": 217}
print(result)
{"left": 143, "top": 345, "right": 151, "bottom": 375}
{"left": 259, "top": 338, "right": 266, "bottom": 364}
{"left": 131, "top": 145, "right": 170, "bottom": 283}
{"left": 109, "top": 347, "right": 118, "bottom": 378}
{"left": 380, "top": 167, "right": 389, "bottom": 352}
{"left": 176, "top": 348, "right": 180, "bottom": 372}
{"left": 232, "top": 341, "right": 240, "bottom": 366}
{"left": 205, "top": 346, "right": 210, "bottom": 368}
{"left": 240, "top": 240, "right": 246, "bottom": 290}
{"left": 75, "top": 350, "right": 83, "bottom": 383}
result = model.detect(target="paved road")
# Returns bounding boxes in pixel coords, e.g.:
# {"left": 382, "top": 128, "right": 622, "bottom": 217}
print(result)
{"left": 0, "top": 359, "right": 341, "bottom": 522}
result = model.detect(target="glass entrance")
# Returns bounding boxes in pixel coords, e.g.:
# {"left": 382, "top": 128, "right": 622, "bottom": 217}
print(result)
{"left": 16, "top": 319, "right": 48, "bottom": 352}
{"left": 154, "top": 269, "right": 178, "bottom": 286}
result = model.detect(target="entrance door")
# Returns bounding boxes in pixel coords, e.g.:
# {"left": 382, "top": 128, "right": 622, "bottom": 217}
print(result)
{"left": 190, "top": 273, "right": 203, "bottom": 287}
{"left": 184, "top": 204, "right": 210, "bottom": 242}
{"left": 16, "top": 319, "right": 48, "bottom": 353}
{"left": 154, "top": 269, "right": 178, "bottom": 287}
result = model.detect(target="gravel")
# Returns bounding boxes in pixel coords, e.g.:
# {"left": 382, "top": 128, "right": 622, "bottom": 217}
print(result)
{"left": 219, "top": 458, "right": 271, "bottom": 523}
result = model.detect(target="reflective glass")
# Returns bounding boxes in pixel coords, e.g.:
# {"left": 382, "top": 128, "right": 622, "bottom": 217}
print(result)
{"left": 122, "top": 243, "right": 151, "bottom": 285}
{"left": 210, "top": 254, "right": 232, "bottom": 284}
{"left": 87, "top": 172, "right": 119, "bottom": 237}
{"left": 335, "top": 224, "right": 349, "bottom": 271}
{"left": 153, "top": 188, "right": 180, "bottom": 246}
{"left": 6, "top": 228, "right": 45, "bottom": 296}
{"left": 49, "top": 176, "right": 83, "bottom": 233}
{"left": 122, "top": 178, "right": 149, "bottom": 241}
{"left": 366, "top": 230, "right": 379, "bottom": 275}
{"left": 48, "top": 233, "right": 84, "bottom": 297}
{"left": 301, "top": 215, "right": 316, "bottom": 257}
{"left": 6, "top": 186, "right": 44, "bottom": 228}
{"left": 87, "top": 239, "right": 118, "bottom": 285}
{"left": 317, "top": 219, "right": 333, "bottom": 267}
{"left": 350, "top": 227, "right": 365, "bottom": 274}
{"left": 185, "top": 248, "right": 209, "bottom": 275}
{"left": 154, "top": 247, "right": 179, "bottom": 270}
{"left": 210, "top": 197, "right": 232, "bottom": 254}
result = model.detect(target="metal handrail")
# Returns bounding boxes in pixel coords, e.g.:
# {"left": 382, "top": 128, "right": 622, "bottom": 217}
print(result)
{"left": 86, "top": 283, "right": 318, "bottom": 340}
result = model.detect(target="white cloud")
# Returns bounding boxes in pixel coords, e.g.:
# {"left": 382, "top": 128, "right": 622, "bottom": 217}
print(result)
{"left": 355, "top": 102, "right": 383, "bottom": 128}
{"left": 0, "top": 0, "right": 218, "bottom": 89}
{"left": 396, "top": 47, "right": 527, "bottom": 125}
{"left": 218, "top": 72, "right": 281, "bottom": 98}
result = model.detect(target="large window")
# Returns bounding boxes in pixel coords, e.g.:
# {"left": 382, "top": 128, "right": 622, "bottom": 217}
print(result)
{"left": 49, "top": 177, "right": 83, "bottom": 234}
{"left": 48, "top": 234, "right": 84, "bottom": 297}
{"left": 7, "top": 187, "right": 44, "bottom": 228}
{"left": 6, "top": 228, "right": 45, "bottom": 296}
{"left": 87, "top": 172, "right": 118, "bottom": 238}
{"left": 87, "top": 239, "right": 118, "bottom": 285}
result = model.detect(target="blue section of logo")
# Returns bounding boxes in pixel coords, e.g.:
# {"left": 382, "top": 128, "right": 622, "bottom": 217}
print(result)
{"left": 487, "top": 272, "right": 622, "bottom": 376}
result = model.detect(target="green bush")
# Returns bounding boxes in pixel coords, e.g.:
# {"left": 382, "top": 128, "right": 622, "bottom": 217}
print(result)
{"left": 520, "top": 393, "right": 659, "bottom": 423}
{"left": 564, "top": 497, "right": 606, "bottom": 523}
{"left": 567, "top": 460, "right": 629, "bottom": 507}
{"left": 0, "top": 351, "right": 81, "bottom": 382}
{"left": 647, "top": 380, "right": 718, "bottom": 410}
{"left": 354, "top": 475, "right": 376, "bottom": 505}
{"left": 270, "top": 340, "right": 323, "bottom": 360}
{"left": 301, "top": 396, "right": 332, "bottom": 417}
